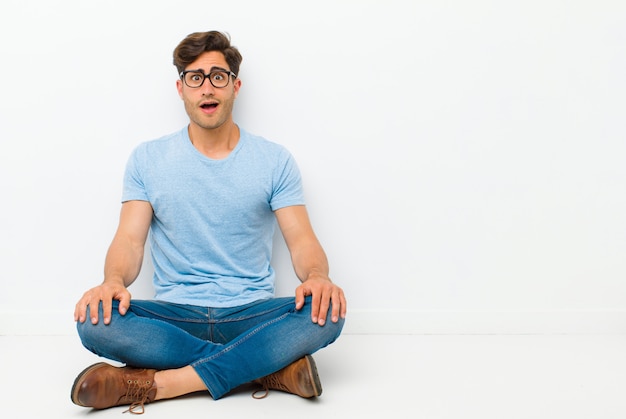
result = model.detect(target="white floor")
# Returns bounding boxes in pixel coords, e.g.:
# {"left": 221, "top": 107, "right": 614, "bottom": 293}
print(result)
{"left": 2, "top": 333, "right": 626, "bottom": 418}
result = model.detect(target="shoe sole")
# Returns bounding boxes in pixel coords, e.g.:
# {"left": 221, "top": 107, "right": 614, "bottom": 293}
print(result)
{"left": 304, "top": 355, "right": 323, "bottom": 397}
{"left": 70, "top": 362, "right": 108, "bottom": 406}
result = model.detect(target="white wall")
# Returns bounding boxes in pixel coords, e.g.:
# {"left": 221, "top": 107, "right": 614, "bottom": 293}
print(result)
{"left": 1, "top": 0, "right": 625, "bottom": 335}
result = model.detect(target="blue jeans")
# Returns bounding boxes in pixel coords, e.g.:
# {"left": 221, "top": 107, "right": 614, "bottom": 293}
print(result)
{"left": 76, "top": 296, "right": 344, "bottom": 399}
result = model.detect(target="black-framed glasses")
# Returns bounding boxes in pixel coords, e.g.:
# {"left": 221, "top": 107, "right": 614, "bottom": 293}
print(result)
{"left": 180, "top": 69, "right": 237, "bottom": 88}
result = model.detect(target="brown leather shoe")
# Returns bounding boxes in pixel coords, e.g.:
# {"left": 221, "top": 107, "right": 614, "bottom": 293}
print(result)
{"left": 253, "top": 355, "right": 322, "bottom": 399}
{"left": 71, "top": 362, "right": 157, "bottom": 414}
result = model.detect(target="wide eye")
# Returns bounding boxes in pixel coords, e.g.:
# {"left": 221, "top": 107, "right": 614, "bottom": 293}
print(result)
{"left": 183, "top": 71, "right": 206, "bottom": 87}
{"left": 211, "top": 72, "right": 226, "bottom": 82}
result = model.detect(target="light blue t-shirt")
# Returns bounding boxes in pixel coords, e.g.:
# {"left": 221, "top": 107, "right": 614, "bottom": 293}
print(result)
{"left": 122, "top": 126, "right": 305, "bottom": 307}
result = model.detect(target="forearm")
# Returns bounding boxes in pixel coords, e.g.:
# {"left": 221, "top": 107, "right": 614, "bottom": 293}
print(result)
{"left": 291, "top": 241, "right": 331, "bottom": 283}
{"left": 103, "top": 235, "right": 144, "bottom": 288}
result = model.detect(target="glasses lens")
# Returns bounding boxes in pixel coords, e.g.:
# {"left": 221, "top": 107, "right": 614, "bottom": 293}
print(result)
{"left": 184, "top": 71, "right": 204, "bottom": 88}
{"left": 209, "top": 71, "right": 229, "bottom": 88}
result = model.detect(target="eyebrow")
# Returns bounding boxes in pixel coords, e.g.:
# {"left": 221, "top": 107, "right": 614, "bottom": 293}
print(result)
{"left": 187, "top": 66, "right": 230, "bottom": 74}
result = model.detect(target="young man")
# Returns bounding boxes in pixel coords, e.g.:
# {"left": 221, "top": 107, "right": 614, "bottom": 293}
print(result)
{"left": 71, "top": 31, "right": 346, "bottom": 414}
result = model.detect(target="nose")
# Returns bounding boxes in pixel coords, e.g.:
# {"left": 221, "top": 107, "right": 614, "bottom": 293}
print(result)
{"left": 200, "top": 78, "right": 216, "bottom": 95}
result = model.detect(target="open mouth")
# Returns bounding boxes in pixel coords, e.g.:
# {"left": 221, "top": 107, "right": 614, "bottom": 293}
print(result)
{"left": 200, "top": 103, "right": 218, "bottom": 110}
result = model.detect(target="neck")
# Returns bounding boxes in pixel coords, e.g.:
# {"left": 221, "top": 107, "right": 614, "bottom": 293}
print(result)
{"left": 188, "top": 121, "right": 240, "bottom": 159}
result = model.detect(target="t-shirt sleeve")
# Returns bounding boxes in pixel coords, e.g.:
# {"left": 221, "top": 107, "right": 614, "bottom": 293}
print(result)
{"left": 269, "top": 149, "right": 306, "bottom": 211}
{"left": 121, "top": 146, "right": 149, "bottom": 203}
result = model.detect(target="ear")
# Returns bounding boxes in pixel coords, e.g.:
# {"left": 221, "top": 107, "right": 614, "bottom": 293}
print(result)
{"left": 176, "top": 79, "right": 184, "bottom": 99}
{"left": 233, "top": 78, "right": 242, "bottom": 97}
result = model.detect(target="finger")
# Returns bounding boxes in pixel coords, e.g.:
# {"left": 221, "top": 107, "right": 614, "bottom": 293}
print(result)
{"left": 316, "top": 289, "right": 331, "bottom": 326}
{"left": 294, "top": 285, "right": 305, "bottom": 310}
{"left": 331, "top": 288, "right": 347, "bottom": 322}
{"left": 339, "top": 289, "right": 347, "bottom": 319}
{"left": 310, "top": 287, "right": 322, "bottom": 325}
{"left": 87, "top": 297, "right": 100, "bottom": 325}
{"left": 74, "top": 299, "right": 87, "bottom": 323}
{"left": 118, "top": 291, "right": 131, "bottom": 316}
{"left": 330, "top": 290, "right": 341, "bottom": 323}
{"left": 101, "top": 295, "right": 112, "bottom": 325}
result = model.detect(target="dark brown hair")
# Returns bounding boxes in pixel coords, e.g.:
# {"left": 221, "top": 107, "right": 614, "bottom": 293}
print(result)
{"left": 173, "top": 31, "right": 243, "bottom": 76}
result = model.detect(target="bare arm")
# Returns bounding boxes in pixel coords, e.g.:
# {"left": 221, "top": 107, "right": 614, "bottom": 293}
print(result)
{"left": 74, "top": 200, "right": 153, "bottom": 325}
{"left": 275, "top": 205, "right": 347, "bottom": 326}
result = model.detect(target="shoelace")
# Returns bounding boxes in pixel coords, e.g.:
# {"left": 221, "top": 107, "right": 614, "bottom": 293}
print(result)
{"left": 122, "top": 379, "right": 155, "bottom": 414}
{"left": 251, "top": 374, "right": 287, "bottom": 399}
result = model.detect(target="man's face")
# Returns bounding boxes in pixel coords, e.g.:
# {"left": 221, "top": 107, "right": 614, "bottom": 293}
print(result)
{"left": 176, "top": 51, "right": 241, "bottom": 131}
